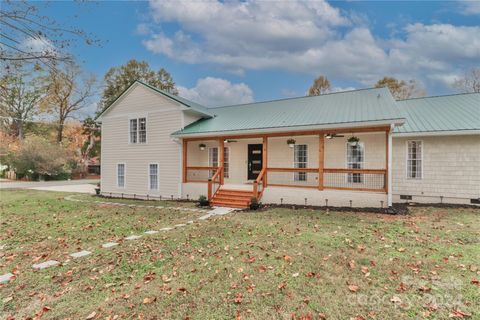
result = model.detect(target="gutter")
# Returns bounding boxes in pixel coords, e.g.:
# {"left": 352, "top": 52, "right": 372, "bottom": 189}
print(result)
{"left": 393, "top": 129, "right": 480, "bottom": 137}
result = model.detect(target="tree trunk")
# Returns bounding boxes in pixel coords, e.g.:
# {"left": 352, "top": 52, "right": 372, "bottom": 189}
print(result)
{"left": 56, "top": 123, "right": 64, "bottom": 143}
{"left": 17, "top": 119, "right": 24, "bottom": 140}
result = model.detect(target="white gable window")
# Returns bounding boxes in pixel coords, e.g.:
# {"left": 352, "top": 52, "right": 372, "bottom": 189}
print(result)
{"left": 294, "top": 144, "right": 307, "bottom": 181}
{"left": 129, "top": 117, "right": 146, "bottom": 144}
{"left": 407, "top": 140, "right": 422, "bottom": 179}
{"left": 117, "top": 163, "right": 125, "bottom": 188}
{"left": 149, "top": 163, "right": 159, "bottom": 190}
{"left": 347, "top": 142, "right": 364, "bottom": 183}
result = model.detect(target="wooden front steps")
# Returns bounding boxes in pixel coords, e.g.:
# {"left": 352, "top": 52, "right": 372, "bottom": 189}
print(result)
{"left": 211, "top": 189, "right": 255, "bottom": 209}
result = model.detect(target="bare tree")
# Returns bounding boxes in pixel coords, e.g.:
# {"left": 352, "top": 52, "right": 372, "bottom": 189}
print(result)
{"left": 0, "top": 62, "right": 46, "bottom": 139}
{"left": 308, "top": 75, "right": 331, "bottom": 96}
{"left": 374, "top": 76, "right": 426, "bottom": 100}
{"left": 42, "top": 63, "right": 96, "bottom": 143}
{"left": 0, "top": 1, "right": 98, "bottom": 68}
{"left": 454, "top": 67, "right": 480, "bottom": 93}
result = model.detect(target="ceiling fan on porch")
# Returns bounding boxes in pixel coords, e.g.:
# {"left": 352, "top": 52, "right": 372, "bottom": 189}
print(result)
{"left": 224, "top": 139, "right": 238, "bottom": 143}
{"left": 325, "top": 133, "right": 344, "bottom": 139}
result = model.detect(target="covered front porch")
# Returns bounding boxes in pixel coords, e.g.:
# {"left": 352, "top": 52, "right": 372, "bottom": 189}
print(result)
{"left": 181, "top": 125, "right": 392, "bottom": 208}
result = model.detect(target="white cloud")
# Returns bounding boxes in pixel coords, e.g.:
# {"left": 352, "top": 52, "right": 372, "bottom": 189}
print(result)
{"left": 178, "top": 77, "right": 254, "bottom": 107}
{"left": 143, "top": 0, "right": 480, "bottom": 90}
{"left": 458, "top": 0, "right": 480, "bottom": 15}
{"left": 21, "top": 37, "right": 55, "bottom": 55}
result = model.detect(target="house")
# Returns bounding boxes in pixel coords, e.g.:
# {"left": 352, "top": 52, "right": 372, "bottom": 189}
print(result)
{"left": 97, "top": 81, "right": 480, "bottom": 208}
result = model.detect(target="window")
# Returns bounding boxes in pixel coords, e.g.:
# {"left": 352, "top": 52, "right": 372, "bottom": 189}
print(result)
{"left": 208, "top": 147, "right": 218, "bottom": 178}
{"left": 347, "top": 142, "right": 364, "bottom": 183}
{"left": 117, "top": 163, "right": 125, "bottom": 188}
{"left": 407, "top": 141, "right": 422, "bottom": 179}
{"left": 149, "top": 164, "right": 158, "bottom": 190}
{"left": 129, "top": 119, "right": 137, "bottom": 144}
{"left": 224, "top": 147, "right": 229, "bottom": 178}
{"left": 129, "top": 117, "right": 146, "bottom": 144}
{"left": 138, "top": 118, "right": 146, "bottom": 143}
{"left": 294, "top": 144, "right": 307, "bottom": 181}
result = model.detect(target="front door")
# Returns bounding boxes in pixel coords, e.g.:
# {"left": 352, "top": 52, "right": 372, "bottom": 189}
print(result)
{"left": 247, "top": 144, "right": 263, "bottom": 180}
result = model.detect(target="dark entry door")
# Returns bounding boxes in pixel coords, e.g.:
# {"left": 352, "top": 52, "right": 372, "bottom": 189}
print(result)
{"left": 247, "top": 144, "right": 263, "bottom": 180}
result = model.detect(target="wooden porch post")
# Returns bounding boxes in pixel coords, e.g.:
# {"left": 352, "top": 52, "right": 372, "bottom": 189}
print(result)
{"left": 182, "top": 139, "right": 188, "bottom": 183}
{"left": 263, "top": 136, "right": 268, "bottom": 187}
{"left": 219, "top": 138, "right": 225, "bottom": 185}
{"left": 318, "top": 134, "right": 325, "bottom": 190}
{"left": 385, "top": 129, "right": 389, "bottom": 194}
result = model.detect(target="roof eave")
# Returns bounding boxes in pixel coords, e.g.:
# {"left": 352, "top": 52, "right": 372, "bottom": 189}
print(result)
{"left": 393, "top": 129, "right": 480, "bottom": 137}
{"left": 172, "top": 118, "right": 406, "bottom": 138}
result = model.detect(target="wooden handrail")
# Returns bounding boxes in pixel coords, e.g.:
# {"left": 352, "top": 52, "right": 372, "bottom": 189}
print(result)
{"left": 268, "top": 167, "right": 319, "bottom": 173}
{"left": 323, "top": 168, "right": 386, "bottom": 174}
{"left": 187, "top": 166, "right": 218, "bottom": 170}
{"left": 253, "top": 167, "right": 267, "bottom": 201}
{"left": 207, "top": 166, "right": 223, "bottom": 201}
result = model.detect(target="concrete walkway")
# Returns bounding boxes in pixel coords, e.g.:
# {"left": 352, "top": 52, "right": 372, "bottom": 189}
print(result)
{"left": 0, "top": 179, "right": 99, "bottom": 194}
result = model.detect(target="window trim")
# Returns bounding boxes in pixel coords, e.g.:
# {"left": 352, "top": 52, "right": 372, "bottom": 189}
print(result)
{"left": 345, "top": 141, "right": 365, "bottom": 184}
{"left": 116, "top": 162, "right": 126, "bottom": 189}
{"left": 223, "top": 146, "right": 230, "bottom": 179}
{"left": 128, "top": 115, "right": 148, "bottom": 144}
{"left": 406, "top": 140, "right": 423, "bottom": 180}
{"left": 148, "top": 163, "right": 159, "bottom": 191}
{"left": 293, "top": 144, "right": 308, "bottom": 182}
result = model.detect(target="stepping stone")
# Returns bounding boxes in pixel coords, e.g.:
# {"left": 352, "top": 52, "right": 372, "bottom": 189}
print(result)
{"left": 198, "top": 213, "right": 213, "bottom": 220}
{"left": 124, "top": 235, "right": 141, "bottom": 241}
{"left": 0, "top": 273, "right": 14, "bottom": 284}
{"left": 32, "top": 260, "right": 60, "bottom": 270}
{"left": 174, "top": 224, "right": 186, "bottom": 228}
{"left": 102, "top": 242, "right": 119, "bottom": 249}
{"left": 144, "top": 230, "right": 159, "bottom": 235}
{"left": 160, "top": 227, "right": 173, "bottom": 231}
{"left": 209, "top": 207, "right": 236, "bottom": 216}
{"left": 156, "top": 206, "right": 164, "bottom": 209}
{"left": 187, "top": 220, "right": 194, "bottom": 224}
{"left": 70, "top": 250, "right": 91, "bottom": 259}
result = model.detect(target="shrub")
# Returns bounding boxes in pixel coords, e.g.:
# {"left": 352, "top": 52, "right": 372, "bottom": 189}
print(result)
{"left": 250, "top": 197, "right": 260, "bottom": 210}
{"left": 6, "top": 136, "right": 72, "bottom": 180}
{"left": 198, "top": 195, "right": 209, "bottom": 207}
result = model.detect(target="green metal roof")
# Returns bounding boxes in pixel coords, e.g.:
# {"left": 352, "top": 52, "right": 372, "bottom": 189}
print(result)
{"left": 174, "top": 87, "right": 404, "bottom": 136}
{"left": 395, "top": 93, "right": 480, "bottom": 134}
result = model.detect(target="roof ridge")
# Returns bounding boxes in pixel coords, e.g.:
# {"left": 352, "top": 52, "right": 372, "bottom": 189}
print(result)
{"left": 397, "top": 91, "right": 480, "bottom": 101}
{"left": 210, "top": 87, "right": 387, "bottom": 109}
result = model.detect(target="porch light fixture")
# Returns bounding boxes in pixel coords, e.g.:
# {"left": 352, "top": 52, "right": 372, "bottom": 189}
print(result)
{"left": 347, "top": 136, "right": 360, "bottom": 146}
{"left": 199, "top": 143, "right": 206, "bottom": 151}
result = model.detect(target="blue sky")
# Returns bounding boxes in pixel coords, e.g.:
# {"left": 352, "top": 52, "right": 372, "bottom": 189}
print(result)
{"left": 40, "top": 1, "right": 480, "bottom": 113}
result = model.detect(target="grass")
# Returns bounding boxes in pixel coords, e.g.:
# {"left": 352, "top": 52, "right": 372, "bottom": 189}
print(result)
{"left": 1, "top": 190, "right": 479, "bottom": 319}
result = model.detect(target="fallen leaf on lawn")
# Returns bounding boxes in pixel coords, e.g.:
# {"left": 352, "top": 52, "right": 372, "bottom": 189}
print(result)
{"left": 86, "top": 311, "right": 96, "bottom": 319}
{"left": 234, "top": 293, "right": 243, "bottom": 304}
{"left": 361, "top": 266, "right": 369, "bottom": 274}
{"left": 143, "top": 297, "right": 156, "bottom": 304}
{"left": 449, "top": 309, "right": 472, "bottom": 318}
{"left": 348, "top": 260, "right": 356, "bottom": 270}
{"left": 348, "top": 284, "right": 359, "bottom": 292}
{"left": 292, "top": 273, "right": 299, "bottom": 277}
{"left": 397, "top": 248, "right": 406, "bottom": 252}
{"left": 278, "top": 282, "right": 287, "bottom": 290}
{"left": 2, "top": 297, "right": 13, "bottom": 303}
{"left": 390, "top": 296, "right": 402, "bottom": 303}
{"left": 418, "top": 285, "right": 431, "bottom": 292}
{"left": 471, "top": 278, "right": 479, "bottom": 286}
{"left": 283, "top": 255, "right": 292, "bottom": 262}
{"left": 121, "top": 294, "right": 130, "bottom": 299}
{"left": 318, "top": 313, "right": 327, "bottom": 319}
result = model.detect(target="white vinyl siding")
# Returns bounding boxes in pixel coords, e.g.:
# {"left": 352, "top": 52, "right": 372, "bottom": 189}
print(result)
{"left": 294, "top": 144, "right": 307, "bottom": 181}
{"left": 149, "top": 163, "right": 159, "bottom": 190}
{"left": 347, "top": 142, "right": 364, "bottom": 183}
{"left": 117, "top": 163, "right": 125, "bottom": 188}
{"left": 129, "top": 117, "right": 146, "bottom": 144}
{"left": 407, "top": 140, "right": 422, "bottom": 179}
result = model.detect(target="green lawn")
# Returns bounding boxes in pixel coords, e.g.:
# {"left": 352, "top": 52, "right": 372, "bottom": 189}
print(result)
{"left": 1, "top": 190, "right": 479, "bottom": 319}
